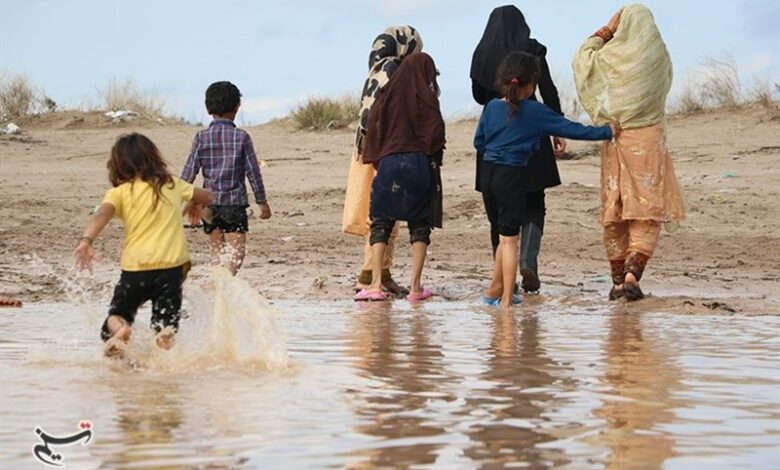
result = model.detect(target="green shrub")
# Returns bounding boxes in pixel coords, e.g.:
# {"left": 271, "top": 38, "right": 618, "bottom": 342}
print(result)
{"left": 291, "top": 95, "right": 360, "bottom": 131}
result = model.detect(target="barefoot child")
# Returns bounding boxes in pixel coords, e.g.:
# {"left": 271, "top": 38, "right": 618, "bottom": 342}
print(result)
{"left": 74, "top": 133, "right": 213, "bottom": 354}
{"left": 475, "top": 52, "right": 619, "bottom": 308}
{"left": 182, "top": 81, "right": 272, "bottom": 275}
{"left": 356, "top": 52, "right": 446, "bottom": 302}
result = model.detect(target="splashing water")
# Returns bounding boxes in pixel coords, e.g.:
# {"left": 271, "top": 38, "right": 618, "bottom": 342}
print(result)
{"left": 26, "top": 256, "right": 288, "bottom": 373}
{"left": 202, "top": 266, "right": 288, "bottom": 371}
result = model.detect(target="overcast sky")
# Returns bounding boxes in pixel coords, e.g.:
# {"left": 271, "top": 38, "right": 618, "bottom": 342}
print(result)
{"left": 2, "top": 0, "right": 778, "bottom": 123}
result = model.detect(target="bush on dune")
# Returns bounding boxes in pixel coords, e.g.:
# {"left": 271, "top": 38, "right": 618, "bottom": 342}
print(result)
{"left": 291, "top": 95, "right": 360, "bottom": 131}
{"left": 98, "top": 78, "right": 166, "bottom": 119}
{"left": 0, "top": 74, "right": 57, "bottom": 122}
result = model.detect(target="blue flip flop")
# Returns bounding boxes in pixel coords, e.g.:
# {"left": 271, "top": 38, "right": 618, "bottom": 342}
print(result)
{"left": 481, "top": 294, "right": 522, "bottom": 306}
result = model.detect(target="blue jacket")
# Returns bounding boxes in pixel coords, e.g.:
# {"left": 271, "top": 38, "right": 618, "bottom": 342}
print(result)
{"left": 474, "top": 99, "right": 612, "bottom": 167}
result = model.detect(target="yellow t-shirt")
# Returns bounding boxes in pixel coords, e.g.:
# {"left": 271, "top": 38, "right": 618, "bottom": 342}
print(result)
{"left": 102, "top": 177, "right": 195, "bottom": 271}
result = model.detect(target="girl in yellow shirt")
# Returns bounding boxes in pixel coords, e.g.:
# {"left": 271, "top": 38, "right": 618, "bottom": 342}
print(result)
{"left": 74, "top": 133, "right": 212, "bottom": 357}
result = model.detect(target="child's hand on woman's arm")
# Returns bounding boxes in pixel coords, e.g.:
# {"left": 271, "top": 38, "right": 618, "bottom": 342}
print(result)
{"left": 74, "top": 203, "right": 114, "bottom": 272}
{"left": 610, "top": 121, "right": 622, "bottom": 139}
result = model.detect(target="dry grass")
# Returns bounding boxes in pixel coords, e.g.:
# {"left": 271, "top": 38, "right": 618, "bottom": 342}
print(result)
{"left": 697, "top": 56, "right": 741, "bottom": 109}
{"left": 671, "top": 54, "right": 778, "bottom": 115}
{"left": 0, "top": 74, "right": 58, "bottom": 123}
{"left": 291, "top": 95, "right": 360, "bottom": 131}
{"left": 98, "top": 78, "right": 166, "bottom": 119}
{"left": 0, "top": 75, "right": 37, "bottom": 122}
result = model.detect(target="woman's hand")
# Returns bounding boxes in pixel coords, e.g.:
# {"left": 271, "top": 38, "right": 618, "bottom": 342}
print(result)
{"left": 607, "top": 8, "right": 624, "bottom": 33}
{"left": 74, "top": 240, "right": 95, "bottom": 273}
{"left": 552, "top": 137, "right": 567, "bottom": 159}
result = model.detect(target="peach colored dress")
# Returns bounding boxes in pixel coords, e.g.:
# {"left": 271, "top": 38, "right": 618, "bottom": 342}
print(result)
{"left": 599, "top": 124, "right": 685, "bottom": 225}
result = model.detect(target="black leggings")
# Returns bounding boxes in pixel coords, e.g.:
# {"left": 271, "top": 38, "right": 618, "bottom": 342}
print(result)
{"left": 490, "top": 190, "right": 546, "bottom": 254}
{"left": 370, "top": 219, "right": 431, "bottom": 246}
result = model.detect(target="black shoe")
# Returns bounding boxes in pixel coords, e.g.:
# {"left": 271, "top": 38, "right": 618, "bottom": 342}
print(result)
{"left": 382, "top": 278, "right": 410, "bottom": 299}
{"left": 520, "top": 268, "right": 540, "bottom": 292}
{"left": 623, "top": 283, "right": 645, "bottom": 301}
{"left": 608, "top": 286, "right": 624, "bottom": 301}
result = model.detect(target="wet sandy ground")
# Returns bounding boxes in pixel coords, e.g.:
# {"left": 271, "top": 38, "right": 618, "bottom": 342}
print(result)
{"left": 1, "top": 296, "right": 779, "bottom": 469}
{"left": 1, "top": 107, "right": 780, "bottom": 314}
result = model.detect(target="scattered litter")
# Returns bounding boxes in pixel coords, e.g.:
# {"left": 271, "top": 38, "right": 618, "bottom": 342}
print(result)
{"left": 105, "top": 110, "right": 138, "bottom": 122}
{"left": 312, "top": 274, "right": 328, "bottom": 289}
{"left": 260, "top": 160, "right": 269, "bottom": 167}
{"left": 721, "top": 172, "right": 739, "bottom": 178}
{"left": 281, "top": 236, "right": 295, "bottom": 242}
{"left": 286, "top": 211, "right": 304, "bottom": 218}
{"left": 703, "top": 301, "right": 736, "bottom": 313}
{"left": 296, "top": 222, "right": 308, "bottom": 227}
{"left": 589, "top": 275, "right": 609, "bottom": 283}
{"left": 1, "top": 123, "right": 21, "bottom": 135}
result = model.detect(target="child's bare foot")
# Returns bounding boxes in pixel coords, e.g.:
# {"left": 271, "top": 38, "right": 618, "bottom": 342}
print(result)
{"left": 104, "top": 324, "right": 131, "bottom": 359}
{"left": 103, "top": 315, "right": 131, "bottom": 359}
{"left": 156, "top": 333, "right": 175, "bottom": 350}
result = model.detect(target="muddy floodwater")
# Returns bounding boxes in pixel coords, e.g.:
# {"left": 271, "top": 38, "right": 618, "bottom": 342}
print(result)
{"left": 1, "top": 289, "right": 779, "bottom": 468}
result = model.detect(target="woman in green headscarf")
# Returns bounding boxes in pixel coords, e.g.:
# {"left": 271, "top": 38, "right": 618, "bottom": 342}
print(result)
{"left": 573, "top": 4, "right": 684, "bottom": 301}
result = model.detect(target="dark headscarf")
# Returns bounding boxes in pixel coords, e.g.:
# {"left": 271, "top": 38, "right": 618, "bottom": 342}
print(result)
{"left": 362, "top": 53, "right": 445, "bottom": 165}
{"left": 470, "top": 5, "right": 547, "bottom": 92}
{"left": 355, "top": 26, "right": 423, "bottom": 155}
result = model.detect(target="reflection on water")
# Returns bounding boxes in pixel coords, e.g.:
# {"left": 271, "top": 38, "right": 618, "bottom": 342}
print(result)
{"left": 463, "top": 311, "right": 570, "bottom": 469}
{"left": 1, "top": 298, "right": 779, "bottom": 469}
{"left": 595, "top": 313, "right": 681, "bottom": 468}
{"left": 348, "top": 304, "right": 456, "bottom": 467}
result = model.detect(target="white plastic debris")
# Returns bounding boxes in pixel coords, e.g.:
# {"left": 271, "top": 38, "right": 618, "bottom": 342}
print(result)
{"left": 1, "top": 123, "right": 21, "bottom": 135}
{"left": 105, "top": 110, "right": 138, "bottom": 122}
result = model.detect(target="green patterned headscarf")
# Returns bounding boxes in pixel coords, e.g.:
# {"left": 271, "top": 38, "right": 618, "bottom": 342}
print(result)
{"left": 573, "top": 4, "right": 672, "bottom": 129}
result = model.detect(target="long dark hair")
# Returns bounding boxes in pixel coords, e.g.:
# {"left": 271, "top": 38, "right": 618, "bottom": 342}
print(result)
{"left": 495, "top": 51, "right": 540, "bottom": 113}
{"left": 107, "top": 133, "right": 173, "bottom": 209}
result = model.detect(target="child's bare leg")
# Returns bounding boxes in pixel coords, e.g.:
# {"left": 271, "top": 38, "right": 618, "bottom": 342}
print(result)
{"left": 409, "top": 241, "right": 427, "bottom": 294}
{"left": 368, "top": 242, "right": 386, "bottom": 293}
{"left": 224, "top": 232, "right": 247, "bottom": 275}
{"left": 104, "top": 315, "right": 131, "bottom": 358}
{"left": 499, "top": 235, "right": 519, "bottom": 308}
{"left": 485, "top": 244, "right": 504, "bottom": 299}
{"left": 209, "top": 229, "right": 225, "bottom": 266}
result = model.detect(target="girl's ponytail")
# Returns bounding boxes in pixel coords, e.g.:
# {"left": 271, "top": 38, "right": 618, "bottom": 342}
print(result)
{"left": 495, "top": 52, "right": 540, "bottom": 114}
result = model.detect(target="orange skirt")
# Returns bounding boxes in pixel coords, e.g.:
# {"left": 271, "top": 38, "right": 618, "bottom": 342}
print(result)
{"left": 600, "top": 124, "right": 685, "bottom": 225}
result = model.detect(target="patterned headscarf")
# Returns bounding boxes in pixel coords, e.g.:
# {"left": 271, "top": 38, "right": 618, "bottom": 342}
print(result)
{"left": 354, "top": 25, "right": 423, "bottom": 157}
{"left": 573, "top": 4, "right": 672, "bottom": 129}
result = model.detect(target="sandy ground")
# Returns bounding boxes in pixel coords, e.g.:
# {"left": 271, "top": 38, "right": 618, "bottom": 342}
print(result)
{"left": 1, "top": 107, "right": 779, "bottom": 314}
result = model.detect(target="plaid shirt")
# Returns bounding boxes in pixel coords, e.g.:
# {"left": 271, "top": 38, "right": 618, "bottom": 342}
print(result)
{"left": 181, "top": 119, "right": 267, "bottom": 206}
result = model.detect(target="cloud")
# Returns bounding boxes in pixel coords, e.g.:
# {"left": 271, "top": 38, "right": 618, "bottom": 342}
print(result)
{"left": 738, "top": 51, "right": 777, "bottom": 76}
{"left": 239, "top": 95, "right": 308, "bottom": 123}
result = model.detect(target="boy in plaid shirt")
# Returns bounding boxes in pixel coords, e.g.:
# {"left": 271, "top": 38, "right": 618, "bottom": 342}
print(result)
{"left": 182, "top": 81, "right": 272, "bottom": 275}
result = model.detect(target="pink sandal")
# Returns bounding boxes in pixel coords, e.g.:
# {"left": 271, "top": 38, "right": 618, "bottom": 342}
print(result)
{"left": 354, "top": 289, "right": 388, "bottom": 302}
{"left": 406, "top": 287, "right": 433, "bottom": 302}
